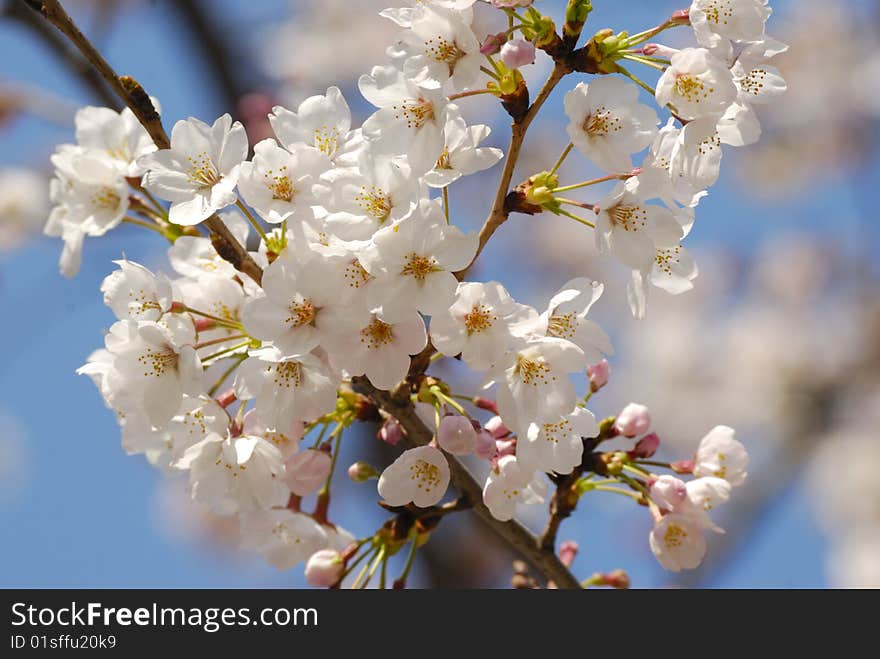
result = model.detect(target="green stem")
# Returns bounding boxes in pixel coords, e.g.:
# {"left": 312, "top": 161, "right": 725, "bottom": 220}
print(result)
{"left": 180, "top": 305, "right": 244, "bottom": 330}
{"left": 621, "top": 53, "right": 667, "bottom": 72}
{"left": 556, "top": 207, "right": 596, "bottom": 228}
{"left": 207, "top": 353, "right": 247, "bottom": 396}
{"left": 555, "top": 197, "right": 597, "bottom": 211}
{"left": 396, "top": 537, "right": 419, "bottom": 589}
{"left": 442, "top": 186, "right": 450, "bottom": 224}
{"left": 617, "top": 66, "right": 657, "bottom": 96}
{"left": 448, "top": 89, "right": 495, "bottom": 101}
{"left": 553, "top": 172, "right": 633, "bottom": 193}
{"left": 593, "top": 485, "right": 643, "bottom": 501}
{"left": 195, "top": 333, "right": 249, "bottom": 350}
{"left": 123, "top": 216, "right": 166, "bottom": 236}
{"left": 200, "top": 340, "right": 250, "bottom": 364}
{"left": 360, "top": 546, "right": 386, "bottom": 589}
{"left": 350, "top": 547, "right": 379, "bottom": 589}
{"left": 549, "top": 143, "right": 574, "bottom": 176}
{"left": 236, "top": 199, "right": 269, "bottom": 242}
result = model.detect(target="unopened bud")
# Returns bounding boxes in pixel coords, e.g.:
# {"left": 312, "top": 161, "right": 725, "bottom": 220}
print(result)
{"left": 348, "top": 461, "right": 379, "bottom": 483}
{"left": 485, "top": 415, "right": 511, "bottom": 439}
{"left": 500, "top": 39, "right": 536, "bottom": 69}
{"left": 481, "top": 32, "right": 507, "bottom": 56}
{"left": 378, "top": 418, "right": 403, "bottom": 446}
{"left": 650, "top": 474, "right": 687, "bottom": 510}
{"left": 671, "top": 458, "right": 695, "bottom": 474}
{"left": 587, "top": 359, "right": 611, "bottom": 392}
{"left": 437, "top": 415, "right": 477, "bottom": 455}
{"left": 629, "top": 432, "right": 660, "bottom": 459}
{"left": 586, "top": 569, "right": 630, "bottom": 589}
{"left": 305, "top": 549, "right": 344, "bottom": 587}
{"left": 473, "top": 397, "right": 499, "bottom": 414}
{"left": 474, "top": 429, "right": 497, "bottom": 460}
{"left": 559, "top": 540, "right": 579, "bottom": 567}
{"left": 614, "top": 403, "right": 651, "bottom": 438}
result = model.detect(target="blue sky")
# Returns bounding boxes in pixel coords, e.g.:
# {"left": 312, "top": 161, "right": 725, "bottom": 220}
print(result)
{"left": 1, "top": 0, "right": 868, "bottom": 588}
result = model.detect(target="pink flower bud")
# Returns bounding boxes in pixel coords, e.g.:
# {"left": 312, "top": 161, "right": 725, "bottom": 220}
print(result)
{"left": 614, "top": 403, "right": 651, "bottom": 438}
{"left": 485, "top": 415, "right": 511, "bottom": 439}
{"left": 347, "top": 461, "right": 379, "bottom": 483}
{"left": 650, "top": 474, "right": 687, "bottom": 511}
{"left": 473, "top": 397, "right": 499, "bottom": 414}
{"left": 437, "top": 415, "right": 477, "bottom": 455}
{"left": 214, "top": 388, "right": 236, "bottom": 409}
{"left": 559, "top": 540, "right": 579, "bottom": 567}
{"left": 499, "top": 39, "right": 536, "bottom": 69}
{"left": 671, "top": 458, "right": 695, "bottom": 474}
{"left": 595, "top": 569, "right": 630, "bottom": 589}
{"left": 641, "top": 43, "right": 679, "bottom": 58}
{"left": 305, "top": 549, "right": 344, "bottom": 587}
{"left": 480, "top": 32, "right": 507, "bottom": 56}
{"left": 495, "top": 438, "right": 516, "bottom": 458}
{"left": 671, "top": 8, "right": 691, "bottom": 23}
{"left": 474, "top": 429, "right": 497, "bottom": 460}
{"left": 629, "top": 432, "right": 660, "bottom": 459}
{"left": 378, "top": 418, "right": 402, "bottom": 446}
{"left": 587, "top": 359, "right": 611, "bottom": 392}
{"left": 193, "top": 318, "right": 216, "bottom": 332}
{"left": 284, "top": 449, "right": 332, "bottom": 496}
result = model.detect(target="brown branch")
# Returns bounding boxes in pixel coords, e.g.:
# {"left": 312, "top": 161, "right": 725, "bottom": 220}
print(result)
{"left": 351, "top": 375, "right": 581, "bottom": 589}
{"left": 4, "top": 0, "right": 120, "bottom": 109}
{"left": 457, "top": 62, "right": 568, "bottom": 278}
{"left": 26, "top": 0, "right": 263, "bottom": 285}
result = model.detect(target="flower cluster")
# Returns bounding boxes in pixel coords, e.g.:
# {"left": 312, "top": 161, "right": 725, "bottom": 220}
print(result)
{"left": 50, "top": 0, "right": 781, "bottom": 587}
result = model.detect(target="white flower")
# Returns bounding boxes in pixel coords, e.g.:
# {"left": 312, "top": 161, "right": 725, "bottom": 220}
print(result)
{"left": 175, "top": 275, "right": 246, "bottom": 330}
{"left": 100, "top": 259, "right": 173, "bottom": 321}
{"left": 269, "top": 86, "right": 362, "bottom": 165}
{"left": 360, "top": 199, "right": 477, "bottom": 321}
{"left": 694, "top": 425, "right": 749, "bottom": 486}
{"left": 321, "top": 308, "right": 427, "bottom": 390}
{"left": 74, "top": 104, "right": 157, "bottom": 176}
{"left": 637, "top": 119, "right": 707, "bottom": 209}
{"left": 305, "top": 549, "right": 344, "bottom": 587}
{"left": 321, "top": 150, "right": 419, "bottom": 240}
{"left": 422, "top": 107, "right": 503, "bottom": 188}
{"left": 0, "top": 168, "right": 49, "bottom": 251}
{"left": 732, "top": 37, "right": 788, "bottom": 106}
{"left": 359, "top": 65, "right": 450, "bottom": 174}
{"left": 649, "top": 513, "right": 708, "bottom": 572}
{"left": 437, "top": 415, "right": 477, "bottom": 455}
{"left": 168, "top": 212, "right": 251, "bottom": 279}
{"left": 234, "top": 346, "right": 339, "bottom": 428}
{"left": 483, "top": 455, "right": 546, "bottom": 522}
{"left": 655, "top": 48, "right": 737, "bottom": 121}
{"left": 237, "top": 139, "right": 328, "bottom": 224}
{"left": 378, "top": 445, "right": 450, "bottom": 508}
{"left": 240, "top": 510, "right": 328, "bottom": 570}
{"left": 493, "top": 336, "right": 587, "bottom": 431}
{"left": 85, "top": 316, "right": 203, "bottom": 427}
{"left": 430, "top": 281, "right": 536, "bottom": 371}
{"left": 175, "top": 432, "right": 289, "bottom": 514}
{"left": 689, "top": 0, "right": 771, "bottom": 50}
{"left": 241, "top": 409, "right": 304, "bottom": 460}
{"left": 651, "top": 474, "right": 731, "bottom": 531}
{"left": 564, "top": 77, "right": 659, "bottom": 173}
{"left": 140, "top": 114, "right": 247, "bottom": 226}
{"left": 537, "top": 278, "right": 613, "bottom": 364}
{"left": 46, "top": 147, "right": 128, "bottom": 276}
{"left": 594, "top": 178, "right": 684, "bottom": 272}
{"left": 284, "top": 449, "right": 332, "bottom": 496}
{"left": 120, "top": 395, "right": 229, "bottom": 469}
{"left": 627, "top": 239, "right": 699, "bottom": 319}
{"left": 240, "top": 246, "right": 349, "bottom": 355}
{"left": 517, "top": 406, "right": 598, "bottom": 475}
{"left": 669, "top": 116, "right": 725, "bottom": 191}
{"left": 391, "top": 4, "right": 482, "bottom": 92}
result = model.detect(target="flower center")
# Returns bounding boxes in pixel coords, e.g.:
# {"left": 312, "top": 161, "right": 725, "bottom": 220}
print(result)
{"left": 409, "top": 459, "right": 441, "bottom": 490}
{"left": 272, "top": 522, "right": 301, "bottom": 544}
{"left": 464, "top": 304, "right": 495, "bottom": 334}
{"left": 547, "top": 312, "right": 577, "bottom": 340}
{"left": 674, "top": 74, "right": 713, "bottom": 104}
{"left": 703, "top": 0, "right": 733, "bottom": 25}
{"left": 663, "top": 522, "right": 688, "bottom": 548}
{"left": 582, "top": 106, "right": 621, "bottom": 137}
{"left": 127, "top": 289, "right": 161, "bottom": 315}
{"left": 92, "top": 186, "right": 121, "bottom": 210}
{"left": 285, "top": 298, "right": 317, "bottom": 328}
{"left": 360, "top": 317, "right": 394, "bottom": 350}
{"left": 425, "top": 36, "right": 466, "bottom": 75}
{"left": 264, "top": 166, "right": 294, "bottom": 202}
{"left": 542, "top": 419, "right": 572, "bottom": 444}
{"left": 271, "top": 361, "right": 303, "bottom": 388}
{"left": 343, "top": 259, "right": 373, "bottom": 291}
{"left": 514, "top": 355, "right": 554, "bottom": 387}
{"left": 608, "top": 204, "right": 648, "bottom": 232}
{"left": 356, "top": 186, "right": 392, "bottom": 223}
{"left": 739, "top": 67, "right": 768, "bottom": 97}
{"left": 186, "top": 151, "right": 221, "bottom": 189}
{"left": 393, "top": 98, "right": 435, "bottom": 130}
{"left": 435, "top": 146, "right": 452, "bottom": 170}
{"left": 313, "top": 125, "right": 340, "bottom": 157}
{"left": 655, "top": 247, "right": 682, "bottom": 275}
{"left": 138, "top": 347, "right": 178, "bottom": 378}
{"left": 401, "top": 253, "right": 439, "bottom": 282}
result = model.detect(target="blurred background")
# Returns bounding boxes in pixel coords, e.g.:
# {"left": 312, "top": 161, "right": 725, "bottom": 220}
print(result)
{"left": 1, "top": 0, "right": 878, "bottom": 588}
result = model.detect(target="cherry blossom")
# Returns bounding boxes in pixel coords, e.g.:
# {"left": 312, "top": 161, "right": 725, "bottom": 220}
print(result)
{"left": 655, "top": 48, "right": 737, "bottom": 121}
{"left": 378, "top": 445, "right": 450, "bottom": 508}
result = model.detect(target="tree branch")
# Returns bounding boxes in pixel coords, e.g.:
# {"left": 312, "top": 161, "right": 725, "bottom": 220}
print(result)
{"left": 457, "top": 62, "right": 568, "bottom": 278}
{"left": 351, "top": 375, "right": 581, "bottom": 589}
{"left": 25, "top": 0, "right": 263, "bottom": 285}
